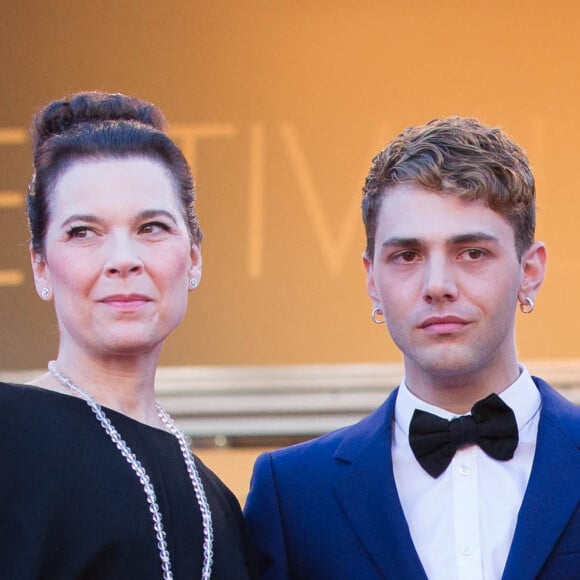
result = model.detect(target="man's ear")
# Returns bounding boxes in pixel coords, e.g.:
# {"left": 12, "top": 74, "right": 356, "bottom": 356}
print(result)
{"left": 30, "top": 244, "right": 52, "bottom": 301}
{"left": 363, "top": 252, "right": 382, "bottom": 308}
{"left": 518, "top": 241, "right": 547, "bottom": 306}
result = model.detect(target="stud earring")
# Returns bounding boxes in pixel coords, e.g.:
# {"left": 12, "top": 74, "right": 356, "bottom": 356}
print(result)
{"left": 371, "top": 307, "right": 385, "bottom": 324}
{"left": 519, "top": 296, "right": 534, "bottom": 314}
{"left": 189, "top": 278, "right": 198, "bottom": 289}
{"left": 40, "top": 288, "right": 50, "bottom": 299}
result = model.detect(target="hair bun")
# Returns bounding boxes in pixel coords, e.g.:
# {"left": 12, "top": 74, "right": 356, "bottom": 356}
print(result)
{"left": 32, "top": 91, "right": 166, "bottom": 147}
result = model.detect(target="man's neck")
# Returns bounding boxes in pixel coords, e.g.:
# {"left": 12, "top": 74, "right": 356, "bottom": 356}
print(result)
{"left": 403, "top": 362, "right": 522, "bottom": 414}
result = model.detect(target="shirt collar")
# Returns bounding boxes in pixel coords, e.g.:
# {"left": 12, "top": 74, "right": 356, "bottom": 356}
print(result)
{"left": 395, "top": 364, "right": 542, "bottom": 438}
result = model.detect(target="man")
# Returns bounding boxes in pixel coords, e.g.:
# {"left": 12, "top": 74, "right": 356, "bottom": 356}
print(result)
{"left": 244, "top": 117, "right": 580, "bottom": 579}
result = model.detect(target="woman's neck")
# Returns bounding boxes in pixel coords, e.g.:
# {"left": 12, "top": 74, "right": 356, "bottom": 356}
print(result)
{"left": 30, "top": 348, "right": 162, "bottom": 428}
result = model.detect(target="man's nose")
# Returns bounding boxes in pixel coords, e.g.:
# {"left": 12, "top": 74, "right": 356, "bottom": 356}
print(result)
{"left": 422, "top": 256, "right": 459, "bottom": 303}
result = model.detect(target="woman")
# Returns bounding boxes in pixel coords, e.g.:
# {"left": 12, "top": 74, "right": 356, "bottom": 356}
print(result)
{"left": 0, "top": 92, "right": 256, "bottom": 579}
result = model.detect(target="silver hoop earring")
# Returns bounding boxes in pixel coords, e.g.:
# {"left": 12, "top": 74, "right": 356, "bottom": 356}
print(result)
{"left": 371, "top": 307, "right": 385, "bottom": 325}
{"left": 41, "top": 288, "right": 50, "bottom": 299}
{"left": 519, "top": 296, "right": 534, "bottom": 314}
{"left": 189, "top": 278, "right": 198, "bottom": 289}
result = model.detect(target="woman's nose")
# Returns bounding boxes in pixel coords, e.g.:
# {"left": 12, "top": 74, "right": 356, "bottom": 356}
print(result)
{"left": 103, "top": 234, "right": 144, "bottom": 276}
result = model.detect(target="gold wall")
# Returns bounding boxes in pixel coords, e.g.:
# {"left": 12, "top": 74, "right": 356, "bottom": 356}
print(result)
{"left": 1, "top": 1, "right": 579, "bottom": 370}
{"left": 196, "top": 447, "right": 267, "bottom": 506}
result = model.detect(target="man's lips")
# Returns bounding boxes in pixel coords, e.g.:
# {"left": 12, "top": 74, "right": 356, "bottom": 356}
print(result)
{"left": 418, "top": 315, "right": 470, "bottom": 334}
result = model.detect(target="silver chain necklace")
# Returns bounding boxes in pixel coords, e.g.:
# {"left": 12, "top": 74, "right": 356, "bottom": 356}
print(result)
{"left": 48, "top": 361, "right": 214, "bottom": 580}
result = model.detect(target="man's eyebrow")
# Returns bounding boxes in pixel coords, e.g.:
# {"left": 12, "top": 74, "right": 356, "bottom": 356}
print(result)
{"left": 381, "top": 232, "right": 499, "bottom": 249}
{"left": 448, "top": 233, "right": 499, "bottom": 245}
{"left": 380, "top": 233, "right": 500, "bottom": 248}
{"left": 380, "top": 237, "right": 422, "bottom": 248}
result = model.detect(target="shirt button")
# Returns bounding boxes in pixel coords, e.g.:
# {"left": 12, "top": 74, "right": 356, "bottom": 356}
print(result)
{"left": 462, "top": 545, "right": 473, "bottom": 556}
{"left": 458, "top": 464, "right": 471, "bottom": 476}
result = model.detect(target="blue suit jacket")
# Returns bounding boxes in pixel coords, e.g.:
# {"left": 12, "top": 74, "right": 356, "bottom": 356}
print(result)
{"left": 244, "top": 377, "right": 580, "bottom": 579}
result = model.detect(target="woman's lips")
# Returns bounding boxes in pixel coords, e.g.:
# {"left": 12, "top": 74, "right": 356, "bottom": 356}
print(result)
{"left": 99, "top": 294, "right": 151, "bottom": 312}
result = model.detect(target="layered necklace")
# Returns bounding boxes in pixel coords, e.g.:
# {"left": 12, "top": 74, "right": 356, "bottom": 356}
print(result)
{"left": 48, "top": 361, "right": 213, "bottom": 580}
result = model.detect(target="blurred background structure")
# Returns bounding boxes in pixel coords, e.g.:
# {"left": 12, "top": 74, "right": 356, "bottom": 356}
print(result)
{"left": 1, "top": 1, "right": 579, "bottom": 500}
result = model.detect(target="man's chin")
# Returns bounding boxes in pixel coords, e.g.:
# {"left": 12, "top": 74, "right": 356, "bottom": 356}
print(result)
{"left": 411, "top": 349, "right": 483, "bottom": 380}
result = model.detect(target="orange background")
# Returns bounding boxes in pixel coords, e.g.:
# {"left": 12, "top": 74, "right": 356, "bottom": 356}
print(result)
{"left": 1, "top": 1, "right": 579, "bottom": 371}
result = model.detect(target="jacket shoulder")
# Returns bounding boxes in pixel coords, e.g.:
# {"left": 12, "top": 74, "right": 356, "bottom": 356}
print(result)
{"left": 533, "top": 376, "right": 580, "bottom": 438}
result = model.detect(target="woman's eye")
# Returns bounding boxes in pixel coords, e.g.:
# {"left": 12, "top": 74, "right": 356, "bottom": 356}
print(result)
{"left": 66, "top": 226, "right": 94, "bottom": 239}
{"left": 140, "top": 221, "right": 170, "bottom": 234}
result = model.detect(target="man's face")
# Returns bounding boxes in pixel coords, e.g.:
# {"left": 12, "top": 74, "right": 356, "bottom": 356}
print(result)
{"left": 364, "top": 183, "right": 543, "bottom": 397}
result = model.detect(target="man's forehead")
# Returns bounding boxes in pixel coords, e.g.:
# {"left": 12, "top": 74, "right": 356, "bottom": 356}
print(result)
{"left": 375, "top": 185, "right": 516, "bottom": 244}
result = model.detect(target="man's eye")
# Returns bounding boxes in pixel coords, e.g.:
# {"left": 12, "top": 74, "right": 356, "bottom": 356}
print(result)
{"left": 395, "top": 251, "right": 418, "bottom": 262}
{"left": 400, "top": 252, "right": 417, "bottom": 262}
{"left": 463, "top": 248, "right": 486, "bottom": 260}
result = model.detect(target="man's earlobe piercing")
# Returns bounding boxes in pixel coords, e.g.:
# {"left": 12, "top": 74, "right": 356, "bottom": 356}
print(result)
{"left": 371, "top": 307, "right": 385, "bottom": 324}
{"left": 189, "top": 278, "right": 198, "bottom": 289}
{"left": 40, "top": 288, "right": 50, "bottom": 300}
{"left": 519, "top": 296, "right": 534, "bottom": 314}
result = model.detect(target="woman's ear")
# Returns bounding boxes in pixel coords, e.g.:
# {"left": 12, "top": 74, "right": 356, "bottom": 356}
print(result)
{"left": 30, "top": 244, "right": 52, "bottom": 301}
{"left": 187, "top": 243, "right": 202, "bottom": 291}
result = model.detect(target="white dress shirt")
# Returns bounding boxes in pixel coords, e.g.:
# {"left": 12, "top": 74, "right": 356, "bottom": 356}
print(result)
{"left": 392, "top": 366, "right": 541, "bottom": 580}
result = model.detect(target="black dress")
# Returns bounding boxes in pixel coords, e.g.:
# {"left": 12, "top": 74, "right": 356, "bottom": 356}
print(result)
{"left": 0, "top": 381, "right": 257, "bottom": 579}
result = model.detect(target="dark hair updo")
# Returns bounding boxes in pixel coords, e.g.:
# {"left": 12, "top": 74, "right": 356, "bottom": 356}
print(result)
{"left": 27, "top": 91, "right": 202, "bottom": 255}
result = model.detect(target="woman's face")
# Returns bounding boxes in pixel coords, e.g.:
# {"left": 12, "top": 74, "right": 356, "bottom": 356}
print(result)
{"left": 32, "top": 156, "right": 201, "bottom": 359}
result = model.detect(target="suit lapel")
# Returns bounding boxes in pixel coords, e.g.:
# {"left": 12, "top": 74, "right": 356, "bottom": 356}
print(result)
{"left": 332, "top": 390, "right": 428, "bottom": 579}
{"left": 502, "top": 379, "right": 580, "bottom": 580}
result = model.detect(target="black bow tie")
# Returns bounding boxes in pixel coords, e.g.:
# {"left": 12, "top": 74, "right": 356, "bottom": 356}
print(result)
{"left": 408, "top": 393, "right": 519, "bottom": 478}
